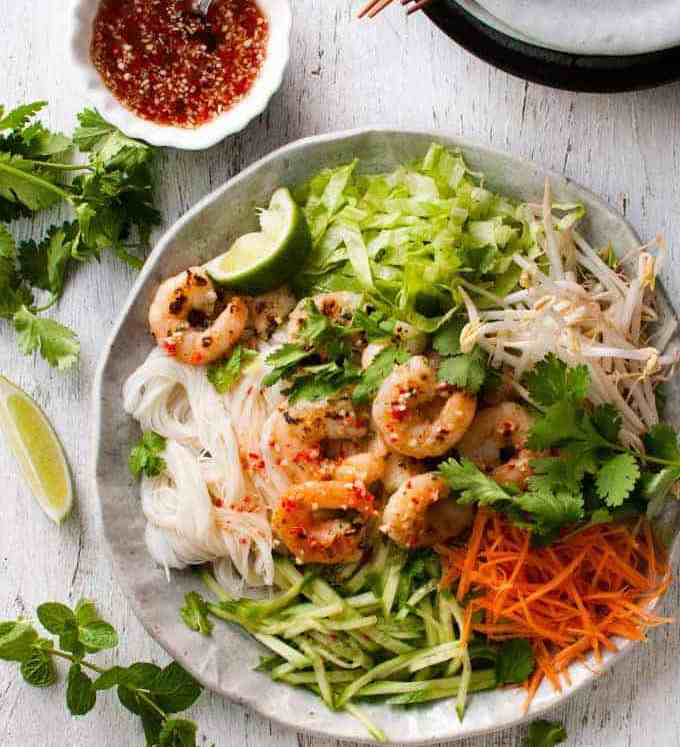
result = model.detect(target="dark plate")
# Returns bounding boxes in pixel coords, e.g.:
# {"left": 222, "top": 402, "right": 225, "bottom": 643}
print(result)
{"left": 424, "top": 0, "right": 680, "bottom": 92}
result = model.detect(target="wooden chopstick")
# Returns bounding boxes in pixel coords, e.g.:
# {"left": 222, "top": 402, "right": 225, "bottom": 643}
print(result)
{"left": 358, "top": 0, "right": 432, "bottom": 19}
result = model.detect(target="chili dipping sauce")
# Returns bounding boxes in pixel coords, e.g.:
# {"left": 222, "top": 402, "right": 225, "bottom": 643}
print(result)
{"left": 90, "top": 0, "right": 268, "bottom": 128}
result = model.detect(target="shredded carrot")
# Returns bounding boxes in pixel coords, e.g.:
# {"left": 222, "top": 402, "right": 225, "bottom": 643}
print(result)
{"left": 437, "top": 515, "right": 671, "bottom": 710}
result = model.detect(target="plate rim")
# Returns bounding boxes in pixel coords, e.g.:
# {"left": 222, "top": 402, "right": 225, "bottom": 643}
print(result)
{"left": 92, "top": 127, "right": 672, "bottom": 744}
{"left": 425, "top": 0, "right": 680, "bottom": 93}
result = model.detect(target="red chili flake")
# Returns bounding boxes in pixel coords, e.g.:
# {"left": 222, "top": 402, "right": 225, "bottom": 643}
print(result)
{"left": 163, "top": 340, "right": 177, "bottom": 356}
{"left": 90, "top": 0, "right": 269, "bottom": 128}
{"left": 190, "top": 352, "right": 204, "bottom": 364}
{"left": 211, "top": 496, "right": 224, "bottom": 508}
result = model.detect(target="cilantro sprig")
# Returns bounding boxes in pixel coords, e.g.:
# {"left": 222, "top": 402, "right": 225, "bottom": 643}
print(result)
{"left": 129, "top": 431, "right": 167, "bottom": 479}
{"left": 0, "top": 102, "right": 160, "bottom": 369}
{"left": 433, "top": 317, "right": 490, "bottom": 394}
{"left": 440, "top": 355, "right": 680, "bottom": 535}
{"left": 0, "top": 599, "right": 207, "bottom": 746}
{"left": 263, "top": 299, "right": 408, "bottom": 405}
{"left": 207, "top": 344, "right": 258, "bottom": 394}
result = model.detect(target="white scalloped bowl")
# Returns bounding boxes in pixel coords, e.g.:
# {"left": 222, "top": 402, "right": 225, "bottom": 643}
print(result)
{"left": 69, "top": 0, "right": 291, "bottom": 150}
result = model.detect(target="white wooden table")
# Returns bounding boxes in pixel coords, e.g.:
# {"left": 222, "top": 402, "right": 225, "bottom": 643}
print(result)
{"left": 2, "top": 2, "right": 680, "bottom": 745}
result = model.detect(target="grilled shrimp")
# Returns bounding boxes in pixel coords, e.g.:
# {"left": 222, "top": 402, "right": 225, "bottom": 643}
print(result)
{"left": 268, "top": 396, "right": 386, "bottom": 484}
{"left": 372, "top": 356, "right": 477, "bottom": 458}
{"left": 287, "top": 292, "right": 360, "bottom": 340}
{"left": 381, "top": 473, "right": 474, "bottom": 549}
{"left": 457, "top": 402, "right": 537, "bottom": 489}
{"left": 272, "top": 480, "right": 378, "bottom": 563}
{"left": 246, "top": 286, "right": 296, "bottom": 339}
{"left": 381, "top": 452, "right": 426, "bottom": 494}
{"left": 148, "top": 267, "right": 247, "bottom": 366}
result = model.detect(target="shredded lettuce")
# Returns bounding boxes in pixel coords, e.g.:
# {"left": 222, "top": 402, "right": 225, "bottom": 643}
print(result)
{"left": 292, "top": 143, "right": 567, "bottom": 330}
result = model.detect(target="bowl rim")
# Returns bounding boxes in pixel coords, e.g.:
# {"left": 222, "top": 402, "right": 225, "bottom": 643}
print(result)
{"left": 92, "top": 127, "right": 675, "bottom": 745}
{"left": 69, "top": 0, "right": 291, "bottom": 150}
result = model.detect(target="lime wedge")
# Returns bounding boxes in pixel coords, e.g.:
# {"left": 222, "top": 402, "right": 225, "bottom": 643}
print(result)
{"left": 206, "top": 187, "right": 312, "bottom": 293}
{"left": 0, "top": 375, "right": 73, "bottom": 524}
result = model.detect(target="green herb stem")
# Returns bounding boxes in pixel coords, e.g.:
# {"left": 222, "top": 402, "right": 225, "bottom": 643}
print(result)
{"left": 0, "top": 161, "right": 73, "bottom": 202}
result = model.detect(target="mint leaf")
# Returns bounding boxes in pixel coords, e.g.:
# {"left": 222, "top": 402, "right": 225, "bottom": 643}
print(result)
{"left": 151, "top": 662, "right": 203, "bottom": 713}
{"left": 525, "top": 719, "right": 567, "bottom": 747}
{"left": 13, "top": 306, "right": 80, "bottom": 369}
{"left": 78, "top": 621, "right": 119, "bottom": 651}
{"left": 0, "top": 620, "right": 38, "bottom": 662}
{"left": 129, "top": 430, "right": 167, "bottom": 479}
{"left": 159, "top": 718, "right": 198, "bottom": 747}
{"left": 180, "top": 592, "right": 213, "bottom": 636}
{"left": 524, "top": 354, "right": 590, "bottom": 405}
{"left": 596, "top": 453, "right": 640, "bottom": 508}
{"left": 36, "top": 602, "right": 75, "bottom": 635}
{"left": 207, "top": 345, "right": 257, "bottom": 394}
{"left": 74, "top": 599, "right": 99, "bottom": 627}
{"left": 437, "top": 348, "right": 487, "bottom": 394}
{"left": 66, "top": 663, "right": 97, "bottom": 716}
{"left": 496, "top": 639, "right": 535, "bottom": 684}
{"left": 353, "top": 346, "right": 409, "bottom": 404}
{"left": 93, "top": 666, "right": 129, "bottom": 691}
{"left": 20, "top": 646, "right": 56, "bottom": 687}
{"left": 58, "top": 620, "right": 85, "bottom": 658}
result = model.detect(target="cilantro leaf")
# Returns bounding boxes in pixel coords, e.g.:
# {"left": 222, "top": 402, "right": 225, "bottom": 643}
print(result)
{"left": 439, "top": 458, "right": 511, "bottom": 507}
{"left": 129, "top": 431, "right": 167, "bottom": 479}
{"left": 17, "top": 222, "right": 75, "bottom": 298}
{"left": 526, "top": 401, "right": 604, "bottom": 452}
{"left": 74, "top": 108, "right": 152, "bottom": 170}
{"left": 351, "top": 308, "right": 395, "bottom": 341}
{"left": 515, "top": 485, "right": 584, "bottom": 529}
{"left": 19, "top": 122, "right": 71, "bottom": 158}
{"left": 0, "top": 101, "right": 47, "bottom": 132}
{"left": 353, "top": 346, "right": 409, "bottom": 404}
{"left": 207, "top": 345, "right": 257, "bottom": 394}
{"left": 440, "top": 457, "right": 584, "bottom": 533}
{"left": 495, "top": 639, "right": 535, "bottom": 684}
{"left": 0, "top": 225, "right": 32, "bottom": 318}
{"left": 0, "top": 152, "right": 67, "bottom": 213}
{"left": 286, "top": 360, "right": 361, "bottom": 404}
{"left": 596, "top": 453, "right": 640, "bottom": 508}
{"left": 180, "top": 593, "right": 213, "bottom": 636}
{"left": 263, "top": 343, "right": 310, "bottom": 386}
{"left": 437, "top": 348, "right": 488, "bottom": 394}
{"left": 432, "top": 317, "right": 465, "bottom": 356}
{"left": 524, "top": 354, "right": 590, "bottom": 406}
{"left": 13, "top": 306, "right": 80, "bottom": 369}
{"left": 590, "top": 403, "right": 622, "bottom": 444}
{"left": 525, "top": 719, "right": 567, "bottom": 747}
{"left": 644, "top": 423, "right": 680, "bottom": 463}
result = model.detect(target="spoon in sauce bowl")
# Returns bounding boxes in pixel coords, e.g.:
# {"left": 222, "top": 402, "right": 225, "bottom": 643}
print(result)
{"left": 193, "top": 0, "right": 214, "bottom": 16}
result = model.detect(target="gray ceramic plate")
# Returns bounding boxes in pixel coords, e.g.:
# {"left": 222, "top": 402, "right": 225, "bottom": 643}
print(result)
{"left": 469, "top": 0, "right": 680, "bottom": 56}
{"left": 93, "top": 129, "right": 680, "bottom": 744}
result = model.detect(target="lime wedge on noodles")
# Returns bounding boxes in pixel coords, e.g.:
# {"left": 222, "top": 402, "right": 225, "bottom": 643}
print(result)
{"left": 0, "top": 375, "right": 73, "bottom": 524}
{"left": 206, "top": 187, "right": 312, "bottom": 293}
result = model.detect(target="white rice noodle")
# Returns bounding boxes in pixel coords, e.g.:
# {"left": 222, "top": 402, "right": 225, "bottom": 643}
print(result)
{"left": 124, "top": 348, "right": 277, "bottom": 595}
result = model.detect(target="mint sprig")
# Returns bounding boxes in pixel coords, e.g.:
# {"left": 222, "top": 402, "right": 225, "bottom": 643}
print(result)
{"left": 0, "top": 599, "right": 206, "bottom": 747}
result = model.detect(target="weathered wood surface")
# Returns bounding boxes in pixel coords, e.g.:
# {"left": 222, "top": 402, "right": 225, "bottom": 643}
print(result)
{"left": 1, "top": 1, "right": 680, "bottom": 745}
